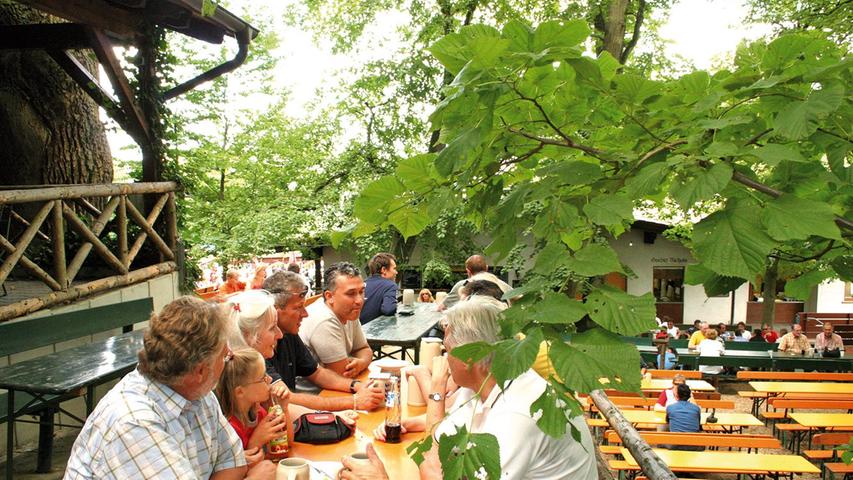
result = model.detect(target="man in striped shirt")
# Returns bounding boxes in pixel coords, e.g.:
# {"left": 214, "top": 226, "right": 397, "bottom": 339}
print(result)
{"left": 65, "top": 297, "right": 275, "bottom": 480}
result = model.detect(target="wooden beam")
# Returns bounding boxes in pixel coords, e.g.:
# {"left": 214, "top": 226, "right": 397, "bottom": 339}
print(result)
{"left": 66, "top": 196, "right": 120, "bottom": 283}
{"left": 0, "top": 261, "right": 177, "bottom": 322}
{"left": 0, "top": 182, "right": 176, "bottom": 205}
{"left": 16, "top": 0, "right": 140, "bottom": 42}
{"left": 62, "top": 204, "right": 127, "bottom": 275}
{"left": 118, "top": 196, "right": 128, "bottom": 267}
{"left": 52, "top": 200, "right": 67, "bottom": 289}
{"left": 166, "top": 192, "right": 177, "bottom": 251}
{"left": 0, "top": 202, "right": 53, "bottom": 286}
{"left": 47, "top": 49, "right": 128, "bottom": 126}
{"left": 86, "top": 28, "right": 150, "bottom": 141}
{"left": 72, "top": 197, "right": 101, "bottom": 218}
{"left": 125, "top": 195, "right": 174, "bottom": 261}
{"left": 0, "top": 234, "right": 61, "bottom": 291}
{"left": 126, "top": 194, "right": 170, "bottom": 267}
{"left": 10, "top": 209, "right": 50, "bottom": 242}
{"left": 0, "top": 24, "right": 90, "bottom": 50}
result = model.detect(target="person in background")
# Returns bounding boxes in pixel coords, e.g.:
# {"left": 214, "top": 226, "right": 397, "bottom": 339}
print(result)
{"left": 762, "top": 323, "right": 779, "bottom": 343}
{"left": 287, "top": 262, "right": 314, "bottom": 295}
{"left": 777, "top": 328, "right": 788, "bottom": 343}
{"left": 64, "top": 297, "right": 275, "bottom": 480}
{"left": 359, "top": 252, "right": 398, "bottom": 325}
{"left": 657, "top": 347, "right": 677, "bottom": 370}
{"left": 248, "top": 264, "right": 267, "bottom": 290}
{"left": 697, "top": 329, "right": 725, "bottom": 374}
{"left": 666, "top": 384, "right": 703, "bottom": 449}
{"left": 665, "top": 317, "right": 679, "bottom": 338}
{"left": 220, "top": 268, "right": 247, "bottom": 296}
{"left": 300, "top": 262, "right": 373, "bottom": 378}
{"left": 418, "top": 288, "right": 434, "bottom": 303}
{"left": 437, "top": 254, "right": 510, "bottom": 311}
{"left": 459, "top": 279, "right": 506, "bottom": 304}
{"left": 749, "top": 328, "right": 766, "bottom": 342}
{"left": 688, "top": 322, "right": 709, "bottom": 349}
{"left": 654, "top": 373, "right": 693, "bottom": 412}
{"left": 734, "top": 322, "right": 751, "bottom": 341}
{"left": 815, "top": 323, "right": 844, "bottom": 354}
{"left": 686, "top": 319, "right": 701, "bottom": 335}
{"left": 778, "top": 324, "right": 811, "bottom": 354}
{"left": 717, "top": 323, "right": 735, "bottom": 341}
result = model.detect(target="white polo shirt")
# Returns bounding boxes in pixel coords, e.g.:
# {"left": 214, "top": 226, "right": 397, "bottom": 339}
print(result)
{"left": 434, "top": 370, "right": 597, "bottom": 479}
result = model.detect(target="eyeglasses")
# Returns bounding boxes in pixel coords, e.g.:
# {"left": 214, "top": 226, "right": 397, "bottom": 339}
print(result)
{"left": 244, "top": 373, "right": 271, "bottom": 386}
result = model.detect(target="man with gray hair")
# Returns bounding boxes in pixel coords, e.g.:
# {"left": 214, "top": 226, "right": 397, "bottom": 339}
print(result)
{"left": 65, "top": 297, "right": 275, "bottom": 479}
{"left": 263, "top": 271, "right": 384, "bottom": 410}
{"left": 438, "top": 254, "right": 511, "bottom": 311}
{"left": 299, "top": 262, "right": 373, "bottom": 378}
{"left": 362, "top": 297, "right": 597, "bottom": 479}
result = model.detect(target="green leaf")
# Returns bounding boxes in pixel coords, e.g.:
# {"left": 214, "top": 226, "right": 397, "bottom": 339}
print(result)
{"left": 597, "top": 51, "right": 619, "bottom": 82}
{"left": 539, "top": 160, "right": 602, "bottom": 185}
{"left": 534, "top": 242, "right": 570, "bottom": 275}
{"left": 705, "top": 142, "right": 740, "bottom": 158}
{"left": 329, "top": 225, "right": 354, "bottom": 249}
{"left": 491, "top": 328, "right": 544, "bottom": 385}
{"left": 530, "top": 292, "right": 588, "bottom": 325}
{"left": 626, "top": 163, "right": 668, "bottom": 197}
{"left": 775, "top": 84, "right": 845, "bottom": 140}
{"left": 670, "top": 163, "right": 732, "bottom": 210}
{"left": 406, "top": 435, "right": 433, "bottom": 466}
{"left": 450, "top": 342, "right": 495, "bottom": 364}
{"left": 353, "top": 176, "right": 405, "bottom": 224}
{"left": 785, "top": 268, "right": 834, "bottom": 301}
{"left": 831, "top": 256, "right": 853, "bottom": 282}
{"left": 761, "top": 34, "right": 812, "bottom": 71}
{"left": 437, "top": 426, "right": 501, "bottom": 480}
{"left": 388, "top": 203, "right": 431, "bottom": 239}
{"left": 502, "top": 20, "right": 532, "bottom": 52}
{"left": 684, "top": 264, "right": 746, "bottom": 297}
{"left": 530, "top": 380, "right": 585, "bottom": 438}
{"left": 566, "top": 243, "right": 624, "bottom": 276}
{"left": 429, "top": 25, "right": 502, "bottom": 75}
{"left": 396, "top": 154, "right": 437, "bottom": 191}
{"left": 696, "top": 116, "right": 753, "bottom": 130}
{"left": 751, "top": 144, "right": 808, "bottom": 166}
{"left": 586, "top": 286, "right": 657, "bottom": 336}
{"left": 435, "top": 128, "right": 482, "bottom": 177}
{"left": 532, "top": 19, "right": 589, "bottom": 51}
{"left": 693, "top": 200, "right": 778, "bottom": 279}
{"left": 614, "top": 74, "right": 662, "bottom": 104}
{"left": 549, "top": 328, "right": 642, "bottom": 392}
{"left": 761, "top": 194, "right": 841, "bottom": 241}
{"left": 583, "top": 194, "right": 633, "bottom": 226}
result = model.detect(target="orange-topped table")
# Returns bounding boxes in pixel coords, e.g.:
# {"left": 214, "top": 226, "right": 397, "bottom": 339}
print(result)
{"left": 749, "top": 381, "right": 853, "bottom": 395}
{"left": 641, "top": 378, "right": 715, "bottom": 392}
{"left": 289, "top": 375, "right": 425, "bottom": 478}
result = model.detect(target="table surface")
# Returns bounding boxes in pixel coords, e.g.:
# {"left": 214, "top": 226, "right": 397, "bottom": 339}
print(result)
{"left": 641, "top": 378, "right": 715, "bottom": 391}
{"left": 362, "top": 303, "right": 442, "bottom": 346}
{"left": 749, "top": 381, "right": 853, "bottom": 394}
{"left": 0, "top": 330, "right": 144, "bottom": 394}
{"left": 621, "top": 448, "right": 820, "bottom": 474}
{"left": 614, "top": 409, "right": 763, "bottom": 427}
{"left": 675, "top": 348, "right": 771, "bottom": 358}
{"left": 789, "top": 413, "right": 853, "bottom": 428}
{"left": 290, "top": 374, "right": 426, "bottom": 478}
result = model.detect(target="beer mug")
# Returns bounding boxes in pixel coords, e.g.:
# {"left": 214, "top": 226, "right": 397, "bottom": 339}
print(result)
{"left": 276, "top": 458, "right": 309, "bottom": 480}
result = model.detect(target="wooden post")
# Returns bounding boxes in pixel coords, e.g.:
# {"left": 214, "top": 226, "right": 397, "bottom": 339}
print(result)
{"left": 0, "top": 201, "right": 53, "bottom": 286}
{"left": 52, "top": 200, "right": 67, "bottom": 289}
{"left": 166, "top": 192, "right": 177, "bottom": 251}
{"left": 66, "top": 196, "right": 120, "bottom": 283}
{"left": 118, "top": 195, "right": 128, "bottom": 267}
{"left": 589, "top": 390, "right": 676, "bottom": 480}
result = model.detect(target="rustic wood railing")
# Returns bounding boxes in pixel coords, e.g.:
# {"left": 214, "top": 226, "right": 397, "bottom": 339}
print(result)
{"left": 0, "top": 182, "right": 178, "bottom": 322}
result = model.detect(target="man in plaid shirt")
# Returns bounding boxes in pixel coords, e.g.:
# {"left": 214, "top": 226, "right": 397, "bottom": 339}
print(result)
{"left": 64, "top": 297, "right": 275, "bottom": 479}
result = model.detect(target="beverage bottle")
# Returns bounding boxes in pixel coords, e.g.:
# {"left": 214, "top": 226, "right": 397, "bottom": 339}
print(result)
{"left": 385, "top": 375, "right": 402, "bottom": 443}
{"left": 266, "top": 392, "right": 290, "bottom": 460}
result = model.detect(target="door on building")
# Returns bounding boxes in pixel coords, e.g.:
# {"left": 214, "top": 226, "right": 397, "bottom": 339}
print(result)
{"left": 653, "top": 267, "right": 684, "bottom": 324}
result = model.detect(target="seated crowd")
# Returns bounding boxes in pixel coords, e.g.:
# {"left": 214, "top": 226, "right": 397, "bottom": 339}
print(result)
{"left": 64, "top": 255, "right": 597, "bottom": 480}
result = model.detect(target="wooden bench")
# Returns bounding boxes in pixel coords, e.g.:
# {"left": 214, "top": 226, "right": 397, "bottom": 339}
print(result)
{"left": 602, "top": 431, "right": 782, "bottom": 455}
{"left": 646, "top": 369, "right": 702, "bottom": 379}
{"left": 737, "top": 371, "right": 853, "bottom": 382}
{"left": 803, "top": 432, "right": 853, "bottom": 478}
{"left": 0, "top": 298, "right": 153, "bottom": 475}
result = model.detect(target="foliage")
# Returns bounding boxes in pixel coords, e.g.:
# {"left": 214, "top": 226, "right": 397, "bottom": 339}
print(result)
{"left": 745, "top": 0, "right": 852, "bottom": 46}
{"left": 421, "top": 259, "right": 453, "bottom": 288}
{"left": 349, "top": 21, "right": 851, "bottom": 477}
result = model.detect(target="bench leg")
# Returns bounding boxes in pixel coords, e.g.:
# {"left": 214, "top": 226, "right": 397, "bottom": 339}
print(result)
{"left": 6, "top": 390, "right": 14, "bottom": 480}
{"left": 36, "top": 407, "right": 56, "bottom": 473}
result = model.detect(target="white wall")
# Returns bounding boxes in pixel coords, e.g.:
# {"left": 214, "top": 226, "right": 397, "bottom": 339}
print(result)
{"left": 813, "top": 279, "right": 853, "bottom": 313}
{"left": 0, "top": 272, "right": 181, "bottom": 462}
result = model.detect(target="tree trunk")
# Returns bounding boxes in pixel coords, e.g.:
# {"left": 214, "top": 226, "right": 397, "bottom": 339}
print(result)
{"left": 0, "top": 2, "right": 113, "bottom": 187}
{"left": 761, "top": 257, "right": 779, "bottom": 328}
{"left": 602, "top": 0, "right": 630, "bottom": 60}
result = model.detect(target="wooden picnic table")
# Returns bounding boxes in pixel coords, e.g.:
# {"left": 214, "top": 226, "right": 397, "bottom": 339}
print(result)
{"left": 362, "top": 303, "right": 442, "bottom": 364}
{"left": 749, "top": 381, "right": 853, "bottom": 395}
{"left": 290, "top": 373, "right": 426, "bottom": 478}
{"left": 789, "top": 413, "right": 853, "bottom": 429}
{"left": 620, "top": 447, "right": 820, "bottom": 478}
{"left": 641, "top": 378, "right": 715, "bottom": 392}
{"left": 612, "top": 410, "right": 762, "bottom": 427}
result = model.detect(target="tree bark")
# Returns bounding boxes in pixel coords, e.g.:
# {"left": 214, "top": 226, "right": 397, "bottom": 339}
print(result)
{"left": 0, "top": 2, "right": 112, "bottom": 187}
{"left": 602, "top": 0, "right": 630, "bottom": 60}
{"left": 761, "top": 256, "right": 779, "bottom": 327}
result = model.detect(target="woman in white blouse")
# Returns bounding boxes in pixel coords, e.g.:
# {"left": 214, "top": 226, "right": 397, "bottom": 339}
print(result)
{"left": 697, "top": 329, "right": 725, "bottom": 375}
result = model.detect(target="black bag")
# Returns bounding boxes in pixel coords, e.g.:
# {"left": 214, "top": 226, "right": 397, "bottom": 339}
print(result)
{"left": 822, "top": 348, "right": 841, "bottom": 358}
{"left": 292, "top": 412, "right": 354, "bottom": 444}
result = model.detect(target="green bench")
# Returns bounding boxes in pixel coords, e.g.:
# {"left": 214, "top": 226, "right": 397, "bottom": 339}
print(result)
{"left": 0, "top": 297, "right": 153, "bottom": 476}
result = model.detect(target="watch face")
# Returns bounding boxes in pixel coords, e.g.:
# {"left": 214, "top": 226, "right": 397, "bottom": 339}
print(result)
{"left": 429, "top": 393, "right": 442, "bottom": 401}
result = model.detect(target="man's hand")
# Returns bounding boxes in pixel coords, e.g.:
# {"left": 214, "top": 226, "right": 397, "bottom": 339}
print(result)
{"left": 245, "top": 460, "right": 276, "bottom": 480}
{"left": 343, "top": 356, "right": 369, "bottom": 378}
{"left": 355, "top": 381, "right": 385, "bottom": 410}
{"left": 430, "top": 355, "right": 450, "bottom": 391}
{"left": 338, "top": 443, "right": 389, "bottom": 480}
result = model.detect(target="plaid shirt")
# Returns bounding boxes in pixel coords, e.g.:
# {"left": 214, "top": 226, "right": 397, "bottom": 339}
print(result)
{"left": 64, "top": 369, "right": 245, "bottom": 479}
{"left": 778, "top": 332, "right": 812, "bottom": 354}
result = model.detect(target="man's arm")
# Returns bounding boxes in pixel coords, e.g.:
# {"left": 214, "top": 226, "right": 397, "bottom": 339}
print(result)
{"left": 337, "top": 346, "right": 374, "bottom": 378}
{"left": 380, "top": 284, "right": 397, "bottom": 316}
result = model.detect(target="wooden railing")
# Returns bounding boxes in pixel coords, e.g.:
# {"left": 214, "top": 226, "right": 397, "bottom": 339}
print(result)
{"left": 0, "top": 182, "right": 178, "bottom": 322}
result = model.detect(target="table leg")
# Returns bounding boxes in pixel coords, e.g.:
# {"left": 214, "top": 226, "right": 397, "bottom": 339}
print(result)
{"left": 6, "top": 390, "right": 13, "bottom": 480}
{"left": 414, "top": 343, "right": 420, "bottom": 365}
{"left": 86, "top": 385, "right": 95, "bottom": 415}
{"left": 36, "top": 406, "right": 55, "bottom": 473}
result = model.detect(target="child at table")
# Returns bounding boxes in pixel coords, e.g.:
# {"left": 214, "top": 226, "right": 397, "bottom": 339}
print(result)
{"left": 216, "top": 348, "right": 292, "bottom": 465}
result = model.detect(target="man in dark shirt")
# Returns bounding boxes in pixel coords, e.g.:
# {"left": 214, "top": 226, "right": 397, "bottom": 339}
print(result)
{"left": 666, "top": 383, "right": 703, "bottom": 450}
{"left": 263, "top": 271, "right": 384, "bottom": 411}
{"left": 359, "top": 252, "right": 398, "bottom": 324}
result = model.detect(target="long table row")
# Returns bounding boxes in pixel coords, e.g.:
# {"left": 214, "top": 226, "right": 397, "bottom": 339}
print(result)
{"left": 637, "top": 344, "right": 853, "bottom": 371}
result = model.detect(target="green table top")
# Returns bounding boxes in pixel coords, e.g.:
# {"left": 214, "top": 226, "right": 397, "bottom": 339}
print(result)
{"left": 362, "top": 303, "right": 442, "bottom": 347}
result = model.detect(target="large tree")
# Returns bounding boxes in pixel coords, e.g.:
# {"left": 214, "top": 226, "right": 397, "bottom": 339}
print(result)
{"left": 0, "top": 2, "right": 112, "bottom": 186}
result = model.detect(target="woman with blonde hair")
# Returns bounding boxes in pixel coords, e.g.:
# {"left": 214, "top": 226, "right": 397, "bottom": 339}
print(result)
{"left": 418, "top": 288, "right": 434, "bottom": 303}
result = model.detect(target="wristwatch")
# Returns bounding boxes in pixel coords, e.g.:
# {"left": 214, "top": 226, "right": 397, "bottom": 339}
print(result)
{"left": 428, "top": 392, "right": 443, "bottom": 402}
{"left": 349, "top": 379, "right": 361, "bottom": 393}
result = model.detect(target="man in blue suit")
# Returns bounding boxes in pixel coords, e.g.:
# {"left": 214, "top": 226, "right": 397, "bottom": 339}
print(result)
{"left": 359, "top": 252, "right": 398, "bottom": 324}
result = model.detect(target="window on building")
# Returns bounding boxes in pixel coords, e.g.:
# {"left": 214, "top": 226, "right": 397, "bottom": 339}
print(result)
{"left": 653, "top": 267, "right": 684, "bottom": 303}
